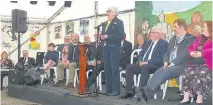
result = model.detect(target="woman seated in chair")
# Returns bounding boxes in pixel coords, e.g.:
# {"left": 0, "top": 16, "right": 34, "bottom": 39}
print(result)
{"left": 180, "top": 21, "right": 212, "bottom": 105}
{"left": 132, "top": 34, "right": 144, "bottom": 63}
{"left": 0, "top": 51, "right": 13, "bottom": 69}
{"left": 44, "top": 43, "right": 59, "bottom": 71}
{"left": 1, "top": 51, "right": 13, "bottom": 90}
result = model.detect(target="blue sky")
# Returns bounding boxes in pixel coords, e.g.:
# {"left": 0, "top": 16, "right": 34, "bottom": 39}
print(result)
{"left": 152, "top": 1, "right": 203, "bottom": 14}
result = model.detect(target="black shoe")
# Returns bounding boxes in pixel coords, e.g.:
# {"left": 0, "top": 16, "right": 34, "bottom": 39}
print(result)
{"left": 140, "top": 89, "right": 148, "bottom": 103}
{"left": 178, "top": 101, "right": 190, "bottom": 105}
{"left": 121, "top": 92, "right": 133, "bottom": 99}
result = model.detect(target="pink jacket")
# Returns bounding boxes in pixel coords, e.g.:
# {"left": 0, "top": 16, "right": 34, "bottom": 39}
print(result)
{"left": 188, "top": 37, "right": 212, "bottom": 70}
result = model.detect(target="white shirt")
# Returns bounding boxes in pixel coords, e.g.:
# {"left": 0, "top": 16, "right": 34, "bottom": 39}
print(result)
{"left": 24, "top": 57, "right": 28, "bottom": 65}
{"left": 143, "top": 40, "right": 159, "bottom": 61}
{"left": 148, "top": 40, "right": 159, "bottom": 60}
{"left": 121, "top": 41, "right": 124, "bottom": 47}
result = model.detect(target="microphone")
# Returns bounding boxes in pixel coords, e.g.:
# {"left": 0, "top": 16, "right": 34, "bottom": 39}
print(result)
{"left": 94, "top": 22, "right": 105, "bottom": 29}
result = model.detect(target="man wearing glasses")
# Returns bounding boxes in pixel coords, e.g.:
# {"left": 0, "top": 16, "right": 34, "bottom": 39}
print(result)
{"left": 121, "top": 26, "right": 168, "bottom": 99}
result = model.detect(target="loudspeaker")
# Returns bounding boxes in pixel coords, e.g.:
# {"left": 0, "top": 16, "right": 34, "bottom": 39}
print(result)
{"left": 12, "top": 9, "right": 28, "bottom": 33}
{"left": 9, "top": 70, "right": 27, "bottom": 85}
{"left": 48, "top": 1, "right": 56, "bottom": 6}
{"left": 64, "top": 1, "right": 72, "bottom": 7}
{"left": 30, "top": 1, "right": 37, "bottom": 5}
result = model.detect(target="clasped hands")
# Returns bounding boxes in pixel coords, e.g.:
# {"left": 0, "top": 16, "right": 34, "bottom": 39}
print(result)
{"left": 100, "top": 34, "right": 108, "bottom": 40}
{"left": 139, "top": 61, "right": 148, "bottom": 66}
{"left": 62, "top": 60, "right": 70, "bottom": 67}
{"left": 190, "top": 51, "right": 202, "bottom": 58}
{"left": 87, "top": 60, "right": 102, "bottom": 66}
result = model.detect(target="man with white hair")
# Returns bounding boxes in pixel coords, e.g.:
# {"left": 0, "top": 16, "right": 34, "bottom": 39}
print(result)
{"left": 121, "top": 26, "right": 168, "bottom": 99}
{"left": 100, "top": 6, "right": 125, "bottom": 96}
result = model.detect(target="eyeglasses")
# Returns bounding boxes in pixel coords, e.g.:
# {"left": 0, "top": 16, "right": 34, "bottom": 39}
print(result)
{"left": 106, "top": 10, "right": 112, "bottom": 13}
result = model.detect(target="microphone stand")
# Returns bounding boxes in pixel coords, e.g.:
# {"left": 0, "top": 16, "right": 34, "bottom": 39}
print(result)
{"left": 86, "top": 25, "right": 109, "bottom": 97}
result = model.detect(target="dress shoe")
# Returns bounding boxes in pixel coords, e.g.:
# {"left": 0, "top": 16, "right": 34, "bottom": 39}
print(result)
{"left": 178, "top": 101, "right": 190, "bottom": 105}
{"left": 64, "top": 83, "right": 74, "bottom": 89}
{"left": 52, "top": 80, "right": 65, "bottom": 87}
{"left": 121, "top": 92, "right": 133, "bottom": 99}
{"left": 140, "top": 89, "right": 148, "bottom": 103}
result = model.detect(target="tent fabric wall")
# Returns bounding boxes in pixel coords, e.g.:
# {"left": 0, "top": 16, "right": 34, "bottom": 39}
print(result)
{"left": 1, "top": 11, "right": 135, "bottom": 64}
{"left": 49, "top": 11, "right": 135, "bottom": 45}
{"left": 1, "top": 23, "right": 48, "bottom": 63}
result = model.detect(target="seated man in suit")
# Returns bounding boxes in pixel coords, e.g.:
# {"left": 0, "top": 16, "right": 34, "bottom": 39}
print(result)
{"left": 121, "top": 26, "right": 168, "bottom": 99}
{"left": 54, "top": 34, "right": 80, "bottom": 89}
{"left": 19, "top": 50, "right": 36, "bottom": 67}
{"left": 86, "top": 32, "right": 104, "bottom": 90}
{"left": 138, "top": 19, "right": 195, "bottom": 102}
{"left": 120, "top": 34, "right": 132, "bottom": 70}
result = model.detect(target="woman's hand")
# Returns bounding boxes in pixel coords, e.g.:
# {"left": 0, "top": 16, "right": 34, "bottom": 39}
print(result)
{"left": 196, "top": 51, "right": 202, "bottom": 58}
{"left": 190, "top": 51, "right": 198, "bottom": 58}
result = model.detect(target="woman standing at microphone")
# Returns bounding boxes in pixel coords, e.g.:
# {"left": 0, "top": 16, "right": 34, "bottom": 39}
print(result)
{"left": 100, "top": 7, "right": 125, "bottom": 96}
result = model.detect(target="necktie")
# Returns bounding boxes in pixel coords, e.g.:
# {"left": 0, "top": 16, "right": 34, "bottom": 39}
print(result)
{"left": 24, "top": 58, "right": 26, "bottom": 63}
{"left": 143, "top": 43, "right": 154, "bottom": 61}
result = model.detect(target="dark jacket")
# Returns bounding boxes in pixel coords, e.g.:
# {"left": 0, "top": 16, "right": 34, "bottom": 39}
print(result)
{"left": 0, "top": 59, "right": 13, "bottom": 69}
{"left": 44, "top": 50, "right": 59, "bottom": 65}
{"left": 19, "top": 57, "right": 36, "bottom": 67}
{"left": 132, "top": 44, "right": 143, "bottom": 63}
{"left": 139, "top": 39, "right": 168, "bottom": 67}
{"left": 163, "top": 34, "right": 195, "bottom": 65}
{"left": 87, "top": 41, "right": 104, "bottom": 62}
{"left": 101, "top": 17, "right": 125, "bottom": 46}
{"left": 120, "top": 40, "right": 132, "bottom": 69}
{"left": 57, "top": 42, "right": 80, "bottom": 64}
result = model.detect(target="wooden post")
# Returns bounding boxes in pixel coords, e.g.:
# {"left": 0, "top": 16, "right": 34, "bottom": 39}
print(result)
{"left": 77, "top": 44, "right": 87, "bottom": 95}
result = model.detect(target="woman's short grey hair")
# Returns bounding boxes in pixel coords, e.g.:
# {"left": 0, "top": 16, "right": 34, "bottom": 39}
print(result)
{"left": 107, "top": 7, "right": 119, "bottom": 16}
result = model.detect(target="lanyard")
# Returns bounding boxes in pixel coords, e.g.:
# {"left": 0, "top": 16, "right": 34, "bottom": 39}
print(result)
{"left": 173, "top": 34, "right": 189, "bottom": 50}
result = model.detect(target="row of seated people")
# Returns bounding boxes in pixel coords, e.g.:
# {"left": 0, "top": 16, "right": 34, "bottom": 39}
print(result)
{"left": 1, "top": 19, "right": 212, "bottom": 105}
{"left": 43, "top": 32, "right": 133, "bottom": 89}
{"left": 0, "top": 49, "right": 36, "bottom": 90}
{"left": 120, "top": 19, "right": 212, "bottom": 105}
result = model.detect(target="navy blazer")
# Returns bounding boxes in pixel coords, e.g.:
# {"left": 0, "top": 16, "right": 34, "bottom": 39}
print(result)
{"left": 120, "top": 40, "right": 132, "bottom": 69}
{"left": 163, "top": 34, "right": 195, "bottom": 65}
{"left": 138, "top": 39, "right": 168, "bottom": 67}
{"left": 101, "top": 17, "right": 125, "bottom": 46}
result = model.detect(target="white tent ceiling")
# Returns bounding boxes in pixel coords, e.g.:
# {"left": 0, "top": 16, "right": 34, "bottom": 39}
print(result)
{"left": 0, "top": 1, "right": 135, "bottom": 22}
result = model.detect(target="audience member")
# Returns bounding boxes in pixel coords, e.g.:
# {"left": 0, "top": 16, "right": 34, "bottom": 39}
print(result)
{"left": 120, "top": 34, "right": 132, "bottom": 69}
{"left": 54, "top": 33, "right": 80, "bottom": 89}
{"left": 0, "top": 51, "right": 13, "bottom": 69}
{"left": 84, "top": 35, "right": 91, "bottom": 44}
{"left": 137, "top": 19, "right": 195, "bottom": 102}
{"left": 132, "top": 34, "right": 144, "bottom": 63}
{"left": 19, "top": 50, "right": 36, "bottom": 67}
{"left": 121, "top": 27, "right": 168, "bottom": 99}
{"left": 57, "top": 36, "right": 71, "bottom": 52}
{"left": 180, "top": 21, "right": 212, "bottom": 105}
{"left": 44, "top": 43, "right": 59, "bottom": 71}
{"left": 86, "top": 33, "right": 104, "bottom": 90}
{"left": 1, "top": 51, "right": 13, "bottom": 90}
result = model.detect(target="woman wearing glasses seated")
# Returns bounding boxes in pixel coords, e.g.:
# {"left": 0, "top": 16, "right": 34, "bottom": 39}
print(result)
{"left": 1, "top": 51, "right": 13, "bottom": 90}
{"left": 180, "top": 21, "right": 212, "bottom": 105}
